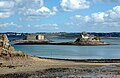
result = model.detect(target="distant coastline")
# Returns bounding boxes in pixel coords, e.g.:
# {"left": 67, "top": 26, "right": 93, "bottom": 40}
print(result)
{"left": 1, "top": 32, "right": 120, "bottom": 40}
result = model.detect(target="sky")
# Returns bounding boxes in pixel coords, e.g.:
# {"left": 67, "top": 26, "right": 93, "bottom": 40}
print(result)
{"left": 0, "top": 0, "right": 120, "bottom": 33}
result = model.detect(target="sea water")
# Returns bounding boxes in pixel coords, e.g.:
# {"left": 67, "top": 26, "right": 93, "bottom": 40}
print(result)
{"left": 12, "top": 38, "right": 120, "bottom": 59}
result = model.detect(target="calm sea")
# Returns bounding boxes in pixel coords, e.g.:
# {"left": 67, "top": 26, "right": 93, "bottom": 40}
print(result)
{"left": 12, "top": 38, "right": 120, "bottom": 59}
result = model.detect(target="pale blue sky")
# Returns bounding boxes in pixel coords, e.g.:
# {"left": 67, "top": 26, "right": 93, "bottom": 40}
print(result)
{"left": 0, "top": 0, "right": 120, "bottom": 32}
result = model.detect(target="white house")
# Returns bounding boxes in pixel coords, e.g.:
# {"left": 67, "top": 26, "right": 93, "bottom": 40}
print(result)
{"left": 81, "top": 35, "right": 89, "bottom": 39}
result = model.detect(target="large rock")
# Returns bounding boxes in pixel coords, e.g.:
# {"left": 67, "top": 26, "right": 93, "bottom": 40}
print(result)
{"left": 0, "top": 34, "right": 15, "bottom": 56}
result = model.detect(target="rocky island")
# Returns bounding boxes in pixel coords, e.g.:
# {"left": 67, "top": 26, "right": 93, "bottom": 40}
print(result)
{"left": 48, "top": 32, "right": 110, "bottom": 46}
{"left": 74, "top": 32, "right": 109, "bottom": 45}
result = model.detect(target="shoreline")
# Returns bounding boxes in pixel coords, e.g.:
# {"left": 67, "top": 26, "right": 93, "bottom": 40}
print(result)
{"left": 14, "top": 41, "right": 110, "bottom": 46}
{"left": 36, "top": 56, "right": 120, "bottom": 63}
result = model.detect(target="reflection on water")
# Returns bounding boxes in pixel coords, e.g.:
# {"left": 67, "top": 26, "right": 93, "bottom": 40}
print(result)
{"left": 13, "top": 38, "right": 120, "bottom": 59}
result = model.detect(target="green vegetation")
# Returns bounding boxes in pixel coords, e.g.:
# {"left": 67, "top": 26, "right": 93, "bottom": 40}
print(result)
{"left": 82, "top": 32, "right": 90, "bottom": 36}
{"left": 81, "top": 32, "right": 101, "bottom": 40}
{"left": 93, "top": 36, "right": 101, "bottom": 40}
{"left": 0, "top": 36, "right": 3, "bottom": 40}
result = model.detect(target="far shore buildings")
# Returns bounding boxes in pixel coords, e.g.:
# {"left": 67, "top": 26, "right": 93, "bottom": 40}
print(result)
{"left": 24, "top": 34, "right": 46, "bottom": 41}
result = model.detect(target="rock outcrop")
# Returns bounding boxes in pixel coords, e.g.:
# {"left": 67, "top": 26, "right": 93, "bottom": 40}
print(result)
{"left": 0, "top": 34, "right": 28, "bottom": 65}
{"left": 74, "top": 32, "right": 109, "bottom": 45}
{"left": 0, "top": 34, "right": 15, "bottom": 56}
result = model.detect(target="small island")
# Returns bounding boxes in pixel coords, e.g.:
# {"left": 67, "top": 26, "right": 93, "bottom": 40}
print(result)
{"left": 74, "top": 32, "right": 109, "bottom": 45}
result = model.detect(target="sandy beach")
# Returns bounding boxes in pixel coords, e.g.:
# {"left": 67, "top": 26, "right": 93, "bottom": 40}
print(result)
{"left": 1, "top": 56, "right": 120, "bottom": 78}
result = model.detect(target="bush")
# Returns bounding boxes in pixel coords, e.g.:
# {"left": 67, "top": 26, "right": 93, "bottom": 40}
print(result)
{"left": 93, "top": 36, "right": 100, "bottom": 40}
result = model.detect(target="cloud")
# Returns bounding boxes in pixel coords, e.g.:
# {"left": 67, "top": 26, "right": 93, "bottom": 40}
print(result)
{"left": 91, "top": 12, "right": 107, "bottom": 22}
{"left": 36, "top": 6, "right": 57, "bottom": 16}
{"left": 72, "top": 12, "right": 108, "bottom": 23}
{"left": 0, "top": 0, "right": 15, "bottom": 18}
{"left": 60, "top": 0, "right": 90, "bottom": 11}
{"left": 0, "top": 12, "right": 13, "bottom": 18}
{"left": 0, "top": 22, "right": 24, "bottom": 32}
{"left": 34, "top": 0, "right": 44, "bottom": 7}
{"left": 107, "top": 6, "right": 120, "bottom": 19}
{"left": 70, "top": 6, "right": 120, "bottom": 27}
{"left": 17, "top": 0, "right": 58, "bottom": 20}
{"left": 92, "top": 0, "right": 120, "bottom": 3}
{"left": 0, "top": 0, "right": 57, "bottom": 19}
{"left": 14, "top": 0, "right": 44, "bottom": 8}
{"left": 23, "top": 6, "right": 58, "bottom": 20}
{"left": 35, "top": 24, "right": 59, "bottom": 30}
{"left": 0, "top": 1, "right": 15, "bottom": 8}
{"left": 0, "top": 22, "right": 17, "bottom": 28}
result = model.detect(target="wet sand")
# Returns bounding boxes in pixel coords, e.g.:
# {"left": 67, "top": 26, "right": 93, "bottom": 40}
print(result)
{"left": 1, "top": 56, "right": 120, "bottom": 78}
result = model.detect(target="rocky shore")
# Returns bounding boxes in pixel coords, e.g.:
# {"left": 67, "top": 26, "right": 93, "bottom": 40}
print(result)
{"left": 1, "top": 66, "right": 120, "bottom": 78}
